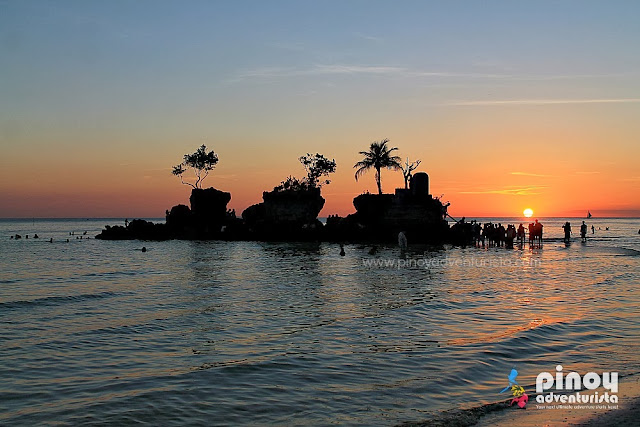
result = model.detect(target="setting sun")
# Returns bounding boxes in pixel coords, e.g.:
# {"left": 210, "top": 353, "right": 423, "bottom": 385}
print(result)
{"left": 523, "top": 208, "right": 534, "bottom": 218}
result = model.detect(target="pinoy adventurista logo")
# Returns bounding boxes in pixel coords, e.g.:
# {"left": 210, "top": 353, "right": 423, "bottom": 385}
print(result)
{"left": 501, "top": 368, "right": 528, "bottom": 408}
{"left": 536, "top": 365, "right": 619, "bottom": 405}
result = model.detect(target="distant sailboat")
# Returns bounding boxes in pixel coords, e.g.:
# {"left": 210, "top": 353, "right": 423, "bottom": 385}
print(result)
{"left": 587, "top": 211, "right": 592, "bottom": 219}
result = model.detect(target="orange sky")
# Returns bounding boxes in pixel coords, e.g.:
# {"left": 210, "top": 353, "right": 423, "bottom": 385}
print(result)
{"left": 1, "top": 104, "right": 638, "bottom": 219}
{"left": 2, "top": 3, "right": 639, "bottom": 218}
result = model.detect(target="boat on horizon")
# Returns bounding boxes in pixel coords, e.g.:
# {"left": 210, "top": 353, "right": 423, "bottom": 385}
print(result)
{"left": 587, "top": 211, "right": 592, "bottom": 219}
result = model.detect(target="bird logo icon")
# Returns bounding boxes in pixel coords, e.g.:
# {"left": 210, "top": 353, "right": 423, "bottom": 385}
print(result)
{"left": 500, "top": 368, "right": 519, "bottom": 393}
{"left": 500, "top": 367, "right": 528, "bottom": 408}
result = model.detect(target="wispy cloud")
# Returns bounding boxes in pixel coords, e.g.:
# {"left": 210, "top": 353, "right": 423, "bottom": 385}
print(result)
{"left": 228, "top": 64, "right": 635, "bottom": 88}
{"left": 574, "top": 171, "right": 601, "bottom": 175}
{"left": 229, "top": 63, "right": 633, "bottom": 84}
{"left": 449, "top": 98, "right": 640, "bottom": 106}
{"left": 511, "top": 172, "right": 556, "bottom": 178}
{"left": 317, "top": 64, "right": 408, "bottom": 75}
{"left": 231, "top": 64, "right": 406, "bottom": 81}
{"left": 353, "top": 32, "right": 383, "bottom": 43}
{"left": 228, "top": 64, "right": 522, "bottom": 83}
{"left": 459, "top": 186, "right": 547, "bottom": 195}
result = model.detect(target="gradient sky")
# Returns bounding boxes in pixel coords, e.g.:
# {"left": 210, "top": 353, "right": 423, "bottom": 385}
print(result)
{"left": 2, "top": 0, "right": 639, "bottom": 218}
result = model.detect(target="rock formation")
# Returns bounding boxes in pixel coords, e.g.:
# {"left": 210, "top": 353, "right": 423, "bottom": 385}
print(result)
{"left": 97, "top": 187, "right": 232, "bottom": 240}
{"left": 96, "top": 172, "right": 464, "bottom": 244}
{"left": 189, "top": 187, "right": 231, "bottom": 232}
{"left": 242, "top": 187, "right": 325, "bottom": 240}
{"left": 325, "top": 172, "right": 449, "bottom": 243}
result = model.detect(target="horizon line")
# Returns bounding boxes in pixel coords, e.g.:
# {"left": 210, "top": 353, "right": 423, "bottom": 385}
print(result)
{"left": 1, "top": 216, "right": 639, "bottom": 220}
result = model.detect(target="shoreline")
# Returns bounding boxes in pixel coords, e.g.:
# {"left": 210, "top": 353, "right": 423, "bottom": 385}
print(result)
{"left": 399, "top": 374, "right": 640, "bottom": 427}
{"left": 475, "top": 373, "right": 640, "bottom": 427}
{"left": 475, "top": 374, "right": 640, "bottom": 427}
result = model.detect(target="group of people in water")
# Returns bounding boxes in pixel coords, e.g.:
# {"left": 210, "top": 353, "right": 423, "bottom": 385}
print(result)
{"left": 562, "top": 220, "right": 591, "bottom": 243}
{"left": 458, "top": 218, "right": 604, "bottom": 248}
{"left": 10, "top": 233, "right": 54, "bottom": 242}
{"left": 466, "top": 220, "right": 545, "bottom": 248}
{"left": 10, "top": 230, "right": 88, "bottom": 243}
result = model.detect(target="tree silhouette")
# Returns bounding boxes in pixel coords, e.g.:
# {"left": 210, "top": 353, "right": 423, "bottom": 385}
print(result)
{"left": 274, "top": 153, "right": 337, "bottom": 192}
{"left": 299, "top": 153, "right": 337, "bottom": 188}
{"left": 172, "top": 145, "right": 219, "bottom": 189}
{"left": 400, "top": 157, "right": 421, "bottom": 189}
{"left": 353, "top": 139, "right": 402, "bottom": 194}
{"left": 273, "top": 176, "right": 308, "bottom": 192}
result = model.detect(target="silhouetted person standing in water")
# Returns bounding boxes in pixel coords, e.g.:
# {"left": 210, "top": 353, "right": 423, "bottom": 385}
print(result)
{"left": 505, "top": 224, "right": 516, "bottom": 248}
{"left": 580, "top": 221, "right": 587, "bottom": 242}
{"left": 529, "top": 220, "right": 543, "bottom": 247}
{"left": 339, "top": 244, "right": 345, "bottom": 256}
{"left": 497, "top": 223, "right": 506, "bottom": 247}
{"left": 398, "top": 231, "right": 408, "bottom": 251}
{"left": 591, "top": 225, "right": 595, "bottom": 234}
{"left": 517, "top": 223, "right": 525, "bottom": 246}
{"left": 562, "top": 222, "right": 572, "bottom": 243}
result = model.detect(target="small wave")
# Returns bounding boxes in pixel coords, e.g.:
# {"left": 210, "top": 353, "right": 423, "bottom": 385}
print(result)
{"left": 612, "top": 247, "right": 640, "bottom": 256}
{"left": 584, "top": 245, "right": 640, "bottom": 256}
{"left": 83, "top": 321, "right": 170, "bottom": 336}
{"left": 539, "top": 236, "right": 626, "bottom": 243}
{"left": 81, "top": 271, "right": 140, "bottom": 278}
{"left": 446, "top": 317, "right": 573, "bottom": 347}
{"left": 0, "top": 291, "right": 119, "bottom": 310}
{"left": 399, "top": 399, "right": 513, "bottom": 427}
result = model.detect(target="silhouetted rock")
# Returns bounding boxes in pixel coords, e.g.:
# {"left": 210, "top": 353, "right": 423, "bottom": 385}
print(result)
{"left": 95, "top": 174, "right": 468, "bottom": 244}
{"left": 98, "top": 187, "right": 230, "bottom": 240}
{"left": 242, "top": 187, "right": 325, "bottom": 240}
{"left": 96, "top": 219, "right": 169, "bottom": 240}
{"left": 241, "top": 203, "right": 266, "bottom": 227}
{"left": 165, "top": 204, "right": 193, "bottom": 237}
{"left": 263, "top": 187, "right": 324, "bottom": 224}
{"left": 190, "top": 187, "right": 231, "bottom": 234}
{"left": 342, "top": 173, "right": 449, "bottom": 243}
{"left": 166, "top": 204, "right": 191, "bottom": 226}
{"left": 411, "top": 172, "right": 429, "bottom": 195}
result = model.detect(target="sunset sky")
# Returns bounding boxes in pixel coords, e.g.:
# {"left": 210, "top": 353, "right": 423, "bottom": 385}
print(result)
{"left": 2, "top": 1, "right": 639, "bottom": 218}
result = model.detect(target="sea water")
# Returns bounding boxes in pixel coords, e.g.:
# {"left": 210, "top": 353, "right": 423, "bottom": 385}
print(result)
{"left": 0, "top": 218, "right": 638, "bottom": 425}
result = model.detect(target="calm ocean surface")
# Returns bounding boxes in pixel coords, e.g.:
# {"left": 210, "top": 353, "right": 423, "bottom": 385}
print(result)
{"left": 1, "top": 217, "right": 639, "bottom": 425}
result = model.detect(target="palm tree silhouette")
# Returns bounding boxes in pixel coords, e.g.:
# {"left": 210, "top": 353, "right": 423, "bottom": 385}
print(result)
{"left": 354, "top": 139, "right": 402, "bottom": 195}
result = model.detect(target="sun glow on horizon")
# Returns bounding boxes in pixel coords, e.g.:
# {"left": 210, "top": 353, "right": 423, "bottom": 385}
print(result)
{"left": 523, "top": 208, "right": 534, "bottom": 218}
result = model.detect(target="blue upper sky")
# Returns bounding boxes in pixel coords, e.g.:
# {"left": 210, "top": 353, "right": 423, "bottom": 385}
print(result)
{"left": 4, "top": 0, "right": 639, "bottom": 117}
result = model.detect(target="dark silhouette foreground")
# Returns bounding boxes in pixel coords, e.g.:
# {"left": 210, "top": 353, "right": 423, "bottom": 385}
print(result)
{"left": 97, "top": 172, "right": 456, "bottom": 243}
